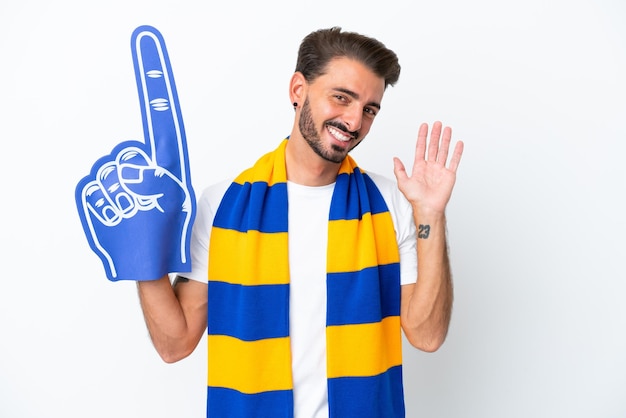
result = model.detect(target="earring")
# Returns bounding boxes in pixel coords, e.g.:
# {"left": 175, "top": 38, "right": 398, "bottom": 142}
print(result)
{"left": 293, "top": 102, "right": 298, "bottom": 108}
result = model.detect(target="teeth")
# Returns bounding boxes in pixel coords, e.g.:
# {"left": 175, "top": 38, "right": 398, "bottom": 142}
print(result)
{"left": 328, "top": 126, "right": 350, "bottom": 142}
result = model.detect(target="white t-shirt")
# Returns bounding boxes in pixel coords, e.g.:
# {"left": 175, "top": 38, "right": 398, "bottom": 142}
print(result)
{"left": 184, "top": 171, "right": 417, "bottom": 418}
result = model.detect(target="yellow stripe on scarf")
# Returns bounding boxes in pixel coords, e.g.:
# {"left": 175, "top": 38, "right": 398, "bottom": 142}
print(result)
{"left": 209, "top": 228, "right": 289, "bottom": 285}
{"left": 326, "top": 316, "right": 402, "bottom": 378}
{"left": 327, "top": 212, "right": 399, "bottom": 273}
{"left": 208, "top": 335, "right": 292, "bottom": 394}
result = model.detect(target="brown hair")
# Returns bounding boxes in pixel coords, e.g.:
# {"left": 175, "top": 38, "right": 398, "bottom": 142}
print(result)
{"left": 295, "top": 26, "right": 401, "bottom": 89}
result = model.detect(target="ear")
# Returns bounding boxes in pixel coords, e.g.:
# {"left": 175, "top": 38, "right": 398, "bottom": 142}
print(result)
{"left": 289, "top": 71, "right": 307, "bottom": 106}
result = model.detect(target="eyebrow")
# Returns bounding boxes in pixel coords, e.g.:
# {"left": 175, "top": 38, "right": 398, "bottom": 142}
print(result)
{"left": 334, "top": 87, "right": 381, "bottom": 111}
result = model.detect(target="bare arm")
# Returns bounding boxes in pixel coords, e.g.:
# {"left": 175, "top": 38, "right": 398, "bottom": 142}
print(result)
{"left": 400, "top": 211, "right": 453, "bottom": 352}
{"left": 137, "top": 275, "right": 207, "bottom": 363}
{"left": 393, "top": 121, "right": 463, "bottom": 352}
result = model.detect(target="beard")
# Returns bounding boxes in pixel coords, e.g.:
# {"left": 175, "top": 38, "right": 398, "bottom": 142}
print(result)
{"left": 298, "top": 98, "right": 360, "bottom": 164}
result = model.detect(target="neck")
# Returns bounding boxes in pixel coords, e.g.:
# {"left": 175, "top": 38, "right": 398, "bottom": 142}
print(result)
{"left": 284, "top": 134, "right": 341, "bottom": 186}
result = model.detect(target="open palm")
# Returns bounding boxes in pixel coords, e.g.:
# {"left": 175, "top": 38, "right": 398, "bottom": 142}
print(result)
{"left": 393, "top": 121, "right": 463, "bottom": 214}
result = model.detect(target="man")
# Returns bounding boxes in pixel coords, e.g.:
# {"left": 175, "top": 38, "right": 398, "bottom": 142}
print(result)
{"left": 137, "top": 26, "right": 463, "bottom": 418}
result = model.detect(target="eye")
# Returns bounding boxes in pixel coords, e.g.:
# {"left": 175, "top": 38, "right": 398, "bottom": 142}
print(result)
{"left": 364, "top": 107, "right": 377, "bottom": 117}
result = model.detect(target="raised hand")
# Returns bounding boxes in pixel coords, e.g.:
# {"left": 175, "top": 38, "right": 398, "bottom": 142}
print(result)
{"left": 393, "top": 121, "right": 463, "bottom": 215}
{"left": 75, "top": 26, "right": 196, "bottom": 282}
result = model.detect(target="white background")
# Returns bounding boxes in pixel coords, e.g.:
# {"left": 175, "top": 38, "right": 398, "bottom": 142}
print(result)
{"left": 1, "top": 0, "right": 625, "bottom": 417}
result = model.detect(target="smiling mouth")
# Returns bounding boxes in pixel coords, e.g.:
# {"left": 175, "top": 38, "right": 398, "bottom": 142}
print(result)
{"left": 326, "top": 124, "right": 355, "bottom": 143}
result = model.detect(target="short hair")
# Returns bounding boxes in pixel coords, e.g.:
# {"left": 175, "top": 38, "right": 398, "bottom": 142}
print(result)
{"left": 295, "top": 26, "right": 401, "bottom": 89}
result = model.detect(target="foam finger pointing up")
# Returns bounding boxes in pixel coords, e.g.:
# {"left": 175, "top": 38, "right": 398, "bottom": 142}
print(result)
{"left": 131, "top": 25, "right": 187, "bottom": 182}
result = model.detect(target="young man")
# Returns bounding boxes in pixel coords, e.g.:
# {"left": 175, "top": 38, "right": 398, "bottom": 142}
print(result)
{"left": 137, "top": 26, "right": 463, "bottom": 418}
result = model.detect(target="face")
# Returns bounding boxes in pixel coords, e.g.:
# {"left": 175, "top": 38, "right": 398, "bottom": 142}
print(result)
{"left": 297, "top": 57, "right": 385, "bottom": 164}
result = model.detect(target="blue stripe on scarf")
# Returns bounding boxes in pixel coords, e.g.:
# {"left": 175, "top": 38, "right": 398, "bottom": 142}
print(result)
{"left": 329, "top": 169, "right": 390, "bottom": 220}
{"left": 208, "top": 387, "right": 294, "bottom": 418}
{"left": 326, "top": 263, "right": 401, "bottom": 326}
{"left": 214, "top": 181, "right": 288, "bottom": 233}
{"left": 209, "top": 281, "right": 290, "bottom": 340}
{"left": 327, "top": 365, "right": 405, "bottom": 418}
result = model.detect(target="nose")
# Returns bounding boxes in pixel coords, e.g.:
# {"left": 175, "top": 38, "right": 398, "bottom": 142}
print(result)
{"left": 342, "top": 103, "right": 363, "bottom": 134}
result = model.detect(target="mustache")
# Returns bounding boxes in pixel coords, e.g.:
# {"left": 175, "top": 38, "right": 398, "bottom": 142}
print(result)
{"left": 326, "top": 120, "right": 359, "bottom": 140}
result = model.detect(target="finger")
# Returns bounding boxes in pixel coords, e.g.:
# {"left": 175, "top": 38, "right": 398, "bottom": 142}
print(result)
{"left": 82, "top": 178, "right": 122, "bottom": 227}
{"left": 437, "top": 125, "right": 452, "bottom": 164}
{"left": 427, "top": 121, "right": 442, "bottom": 162}
{"left": 448, "top": 141, "right": 464, "bottom": 173}
{"left": 131, "top": 25, "right": 188, "bottom": 182}
{"left": 414, "top": 122, "right": 429, "bottom": 162}
{"left": 96, "top": 161, "right": 136, "bottom": 218}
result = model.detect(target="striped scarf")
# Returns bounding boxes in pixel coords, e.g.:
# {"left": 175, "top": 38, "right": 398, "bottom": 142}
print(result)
{"left": 207, "top": 139, "right": 405, "bottom": 418}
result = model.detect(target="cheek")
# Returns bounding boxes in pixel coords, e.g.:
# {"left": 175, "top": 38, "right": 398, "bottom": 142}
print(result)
{"left": 359, "top": 119, "right": 374, "bottom": 135}
{"left": 319, "top": 104, "right": 341, "bottom": 122}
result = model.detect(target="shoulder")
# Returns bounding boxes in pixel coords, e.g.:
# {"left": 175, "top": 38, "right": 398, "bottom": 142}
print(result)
{"left": 364, "top": 170, "right": 414, "bottom": 224}
{"left": 365, "top": 171, "right": 397, "bottom": 191}
{"left": 198, "top": 177, "right": 234, "bottom": 210}
{"left": 365, "top": 171, "right": 406, "bottom": 206}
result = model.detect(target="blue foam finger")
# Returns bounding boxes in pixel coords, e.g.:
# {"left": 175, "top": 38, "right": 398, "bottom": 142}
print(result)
{"left": 75, "top": 26, "right": 196, "bottom": 282}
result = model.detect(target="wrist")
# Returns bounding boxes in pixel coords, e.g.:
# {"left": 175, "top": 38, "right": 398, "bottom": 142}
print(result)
{"left": 411, "top": 205, "right": 446, "bottom": 223}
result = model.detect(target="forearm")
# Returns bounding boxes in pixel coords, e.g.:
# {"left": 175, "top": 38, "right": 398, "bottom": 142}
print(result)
{"left": 137, "top": 275, "right": 206, "bottom": 363}
{"left": 401, "top": 210, "right": 453, "bottom": 352}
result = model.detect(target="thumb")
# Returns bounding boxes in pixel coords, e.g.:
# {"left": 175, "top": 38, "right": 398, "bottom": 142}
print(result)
{"left": 393, "top": 157, "right": 408, "bottom": 182}
{"left": 120, "top": 165, "right": 181, "bottom": 197}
